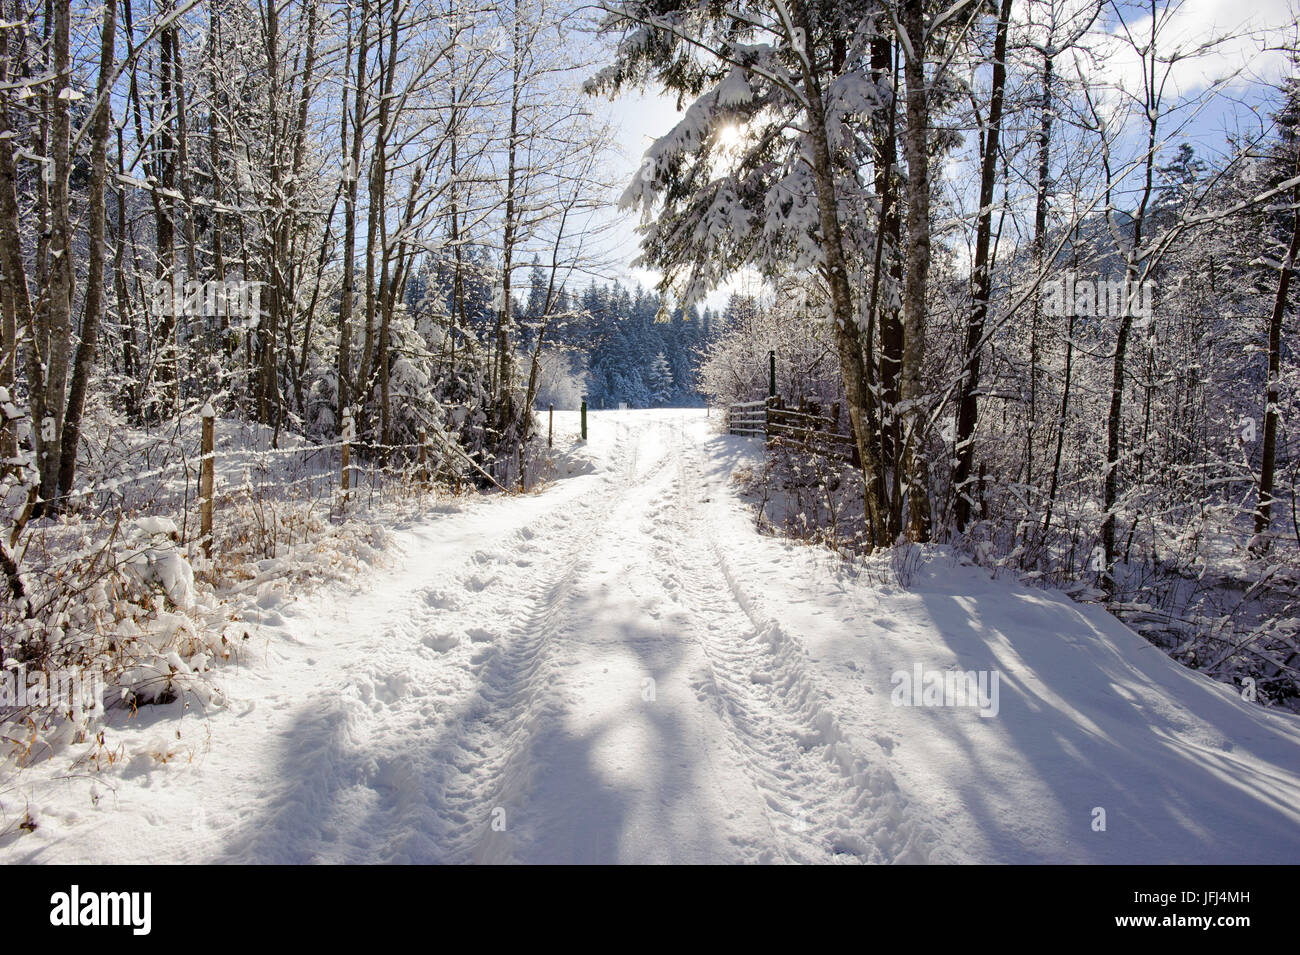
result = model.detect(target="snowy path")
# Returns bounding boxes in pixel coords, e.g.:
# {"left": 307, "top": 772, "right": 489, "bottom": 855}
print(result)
{"left": 6, "top": 409, "right": 1300, "bottom": 864}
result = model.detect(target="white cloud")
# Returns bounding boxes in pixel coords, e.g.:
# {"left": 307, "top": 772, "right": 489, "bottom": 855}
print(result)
{"left": 1080, "top": 0, "right": 1299, "bottom": 100}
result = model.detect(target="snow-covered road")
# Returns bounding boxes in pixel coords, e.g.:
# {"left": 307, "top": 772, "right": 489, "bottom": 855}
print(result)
{"left": 6, "top": 409, "right": 1300, "bottom": 863}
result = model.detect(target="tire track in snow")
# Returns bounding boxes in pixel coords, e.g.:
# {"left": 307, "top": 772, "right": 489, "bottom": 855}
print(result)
{"left": 213, "top": 412, "right": 928, "bottom": 864}
{"left": 212, "top": 421, "right": 651, "bottom": 862}
{"left": 662, "top": 426, "right": 935, "bottom": 863}
{"left": 431, "top": 418, "right": 682, "bottom": 862}
{"left": 208, "top": 499, "right": 600, "bottom": 862}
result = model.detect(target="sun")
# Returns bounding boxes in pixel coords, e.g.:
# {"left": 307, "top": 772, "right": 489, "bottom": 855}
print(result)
{"left": 714, "top": 123, "right": 744, "bottom": 152}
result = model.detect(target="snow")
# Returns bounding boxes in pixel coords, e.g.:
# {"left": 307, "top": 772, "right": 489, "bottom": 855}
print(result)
{"left": 3, "top": 409, "right": 1299, "bottom": 863}
{"left": 120, "top": 519, "right": 197, "bottom": 611}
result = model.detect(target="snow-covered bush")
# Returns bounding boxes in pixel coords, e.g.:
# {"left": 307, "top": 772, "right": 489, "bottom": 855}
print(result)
{"left": 1, "top": 516, "right": 234, "bottom": 766}
{"left": 696, "top": 286, "right": 845, "bottom": 411}
{"left": 533, "top": 349, "right": 586, "bottom": 410}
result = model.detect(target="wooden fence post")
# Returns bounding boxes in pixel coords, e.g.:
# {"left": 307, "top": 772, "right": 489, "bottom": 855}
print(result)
{"left": 200, "top": 403, "right": 215, "bottom": 558}
{"left": 341, "top": 407, "right": 353, "bottom": 496}
{"left": 580, "top": 397, "right": 588, "bottom": 441}
{"left": 548, "top": 404, "right": 553, "bottom": 448}
{"left": 418, "top": 427, "right": 428, "bottom": 487}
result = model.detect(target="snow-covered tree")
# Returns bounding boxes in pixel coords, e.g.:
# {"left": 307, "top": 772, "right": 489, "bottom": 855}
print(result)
{"left": 648, "top": 352, "right": 674, "bottom": 406}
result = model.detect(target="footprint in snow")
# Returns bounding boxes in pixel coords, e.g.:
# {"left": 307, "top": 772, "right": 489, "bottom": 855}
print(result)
{"left": 422, "top": 633, "right": 460, "bottom": 653}
{"left": 375, "top": 673, "right": 411, "bottom": 704}
{"left": 464, "top": 574, "right": 497, "bottom": 593}
{"left": 423, "top": 590, "right": 459, "bottom": 610}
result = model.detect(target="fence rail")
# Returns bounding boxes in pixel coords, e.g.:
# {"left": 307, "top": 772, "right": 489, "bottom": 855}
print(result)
{"left": 726, "top": 396, "right": 861, "bottom": 466}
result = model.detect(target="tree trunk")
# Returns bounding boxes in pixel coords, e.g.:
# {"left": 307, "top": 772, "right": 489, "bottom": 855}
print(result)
{"left": 870, "top": 34, "right": 905, "bottom": 537}
{"left": 790, "top": 0, "right": 887, "bottom": 544}
{"left": 0, "top": 17, "right": 38, "bottom": 477}
{"left": 58, "top": 0, "right": 117, "bottom": 499}
{"left": 1252, "top": 177, "right": 1300, "bottom": 544}
{"left": 153, "top": 4, "right": 178, "bottom": 413}
{"left": 338, "top": 3, "right": 367, "bottom": 428}
{"left": 952, "top": 0, "right": 1012, "bottom": 532}
{"left": 1027, "top": 50, "right": 1053, "bottom": 535}
{"left": 34, "top": 0, "right": 74, "bottom": 511}
{"left": 900, "top": 0, "right": 932, "bottom": 542}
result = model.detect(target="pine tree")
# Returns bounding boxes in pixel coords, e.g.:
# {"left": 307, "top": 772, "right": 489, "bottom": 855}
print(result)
{"left": 648, "top": 352, "right": 674, "bottom": 406}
